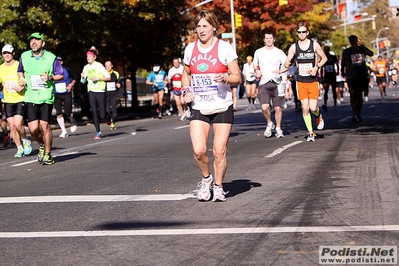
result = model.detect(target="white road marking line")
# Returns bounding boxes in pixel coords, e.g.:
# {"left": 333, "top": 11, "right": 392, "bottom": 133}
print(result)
{"left": 265, "top": 141, "right": 302, "bottom": 158}
{"left": 368, "top": 105, "right": 375, "bottom": 109}
{"left": 174, "top": 125, "right": 190, "bottom": 130}
{"left": 84, "top": 136, "right": 126, "bottom": 147}
{"left": 11, "top": 137, "right": 126, "bottom": 167}
{"left": 0, "top": 194, "right": 197, "bottom": 203}
{"left": 1, "top": 225, "right": 399, "bottom": 238}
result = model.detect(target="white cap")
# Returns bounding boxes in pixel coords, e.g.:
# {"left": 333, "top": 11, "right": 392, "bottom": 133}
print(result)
{"left": 153, "top": 66, "right": 160, "bottom": 72}
{"left": 2, "top": 44, "right": 14, "bottom": 53}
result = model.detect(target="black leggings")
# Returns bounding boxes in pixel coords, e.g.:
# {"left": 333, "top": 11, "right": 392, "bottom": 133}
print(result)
{"left": 55, "top": 93, "right": 75, "bottom": 123}
{"left": 106, "top": 91, "right": 118, "bottom": 122}
{"left": 323, "top": 81, "right": 337, "bottom": 106}
{"left": 89, "top": 91, "right": 106, "bottom": 132}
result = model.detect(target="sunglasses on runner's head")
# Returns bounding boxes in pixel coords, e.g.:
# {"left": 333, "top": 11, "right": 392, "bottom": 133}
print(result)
{"left": 297, "top": 31, "right": 307, "bottom": 34}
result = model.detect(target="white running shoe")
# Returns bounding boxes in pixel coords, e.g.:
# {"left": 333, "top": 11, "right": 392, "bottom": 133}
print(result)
{"left": 185, "top": 109, "right": 191, "bottom": 118}
{"left": 263, "top": 123, "right": 275, "bottom": 138}
{"left": 70, "top": 124, "right": 77, "bottom": 133}
{"left": 275, "top": 128, "right": 284, "bottom": 138}
{"left": 197, "top": 174, "right": 213, "bottom": 201}
{"left": 59, "top": 131, "right": 68, "bottom": 138}
{"left": 180, "top": 113, "right": 186, "bottom": 121}
{"left": 306, "top": 132, "right": 316, "bottom": 142}
{"left": 212, "top": 185, "right": 227, "bottom": 202}
{"left": 316, "top": 114, "right": 324, "bottom": 130}
{"left": 365, "top": 96, "right": 369, "bottom": 102}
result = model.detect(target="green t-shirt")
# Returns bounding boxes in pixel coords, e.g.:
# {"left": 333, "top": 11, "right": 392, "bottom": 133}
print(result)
{"left": 20, "top": 50, "right": 57, "bottom": 104}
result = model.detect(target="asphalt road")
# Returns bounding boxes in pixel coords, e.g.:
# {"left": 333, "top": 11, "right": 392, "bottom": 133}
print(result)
{"left": 0, "top": 84, "right": 398, "bottom": 266}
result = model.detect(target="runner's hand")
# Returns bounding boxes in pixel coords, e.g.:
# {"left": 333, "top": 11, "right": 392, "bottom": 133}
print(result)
{"left": 181, "top": 86, "right": 194, "bottom": 103}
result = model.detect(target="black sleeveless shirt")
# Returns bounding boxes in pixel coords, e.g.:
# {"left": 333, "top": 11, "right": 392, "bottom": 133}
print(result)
{"left": 295, "top": 40, "right": 317, "bottom": 82}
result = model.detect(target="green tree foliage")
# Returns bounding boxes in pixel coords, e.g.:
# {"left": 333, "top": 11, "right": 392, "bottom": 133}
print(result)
{"left": 329, "top": 0, "right": 399, "bottom": 58}
{"left": 185, "top": 0, "right": 335, "bottom": 64}
{"left": 0, "top": 0, "right": 186, "bottom": 109}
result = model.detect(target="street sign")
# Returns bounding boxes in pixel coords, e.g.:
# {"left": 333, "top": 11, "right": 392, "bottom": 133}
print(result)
{"left": 221, "top": 32, "right": 233, "bottom": 39}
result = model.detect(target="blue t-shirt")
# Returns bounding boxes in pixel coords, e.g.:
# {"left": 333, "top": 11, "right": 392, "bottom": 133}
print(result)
{"left": 146, "top": 71, "right": 166, "bottom": 89}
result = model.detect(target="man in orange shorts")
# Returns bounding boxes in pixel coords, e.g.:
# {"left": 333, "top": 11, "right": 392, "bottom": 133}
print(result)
{"left": 283, "top": 22, "right": 327, "bottom": 141}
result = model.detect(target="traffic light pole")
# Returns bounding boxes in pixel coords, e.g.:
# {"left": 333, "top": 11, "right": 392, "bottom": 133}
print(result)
{"left": 230, "top": 0, "right": 236, "bottom": 52}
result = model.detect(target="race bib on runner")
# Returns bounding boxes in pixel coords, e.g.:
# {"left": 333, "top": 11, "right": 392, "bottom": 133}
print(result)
{"left": 107, "top": 82, "right": 116, "bottom": 91}
{"left": 379, "top": 68, "right": 385, "bottom": 74}
{"left": 4, "top": 81, "right": 18, "bottom": 92}
{"left": 191, "top": 74, "right": 218, "bottom": 93}
{"left": 350, "top": 53, "right": 364, "bottom": 65}
{"left": 277, "top": 82, "right": 286, "bottom": 96}
{"left": 30, "top": 75, "right": 45, "bottom": 90}
{"left": 55, "top": 82, "right": 67, "bottom": 93}
{"left": 172, "top": 81, "right": 182, "bottom": 89}
{"left": 298, "top": 63, "right": 313, "bottom": 76}
{"left": 155, "top": 74, "right": 164, "bottom": 83}
{"left": 325, "top": 65, "right": 334, "bottom": 73}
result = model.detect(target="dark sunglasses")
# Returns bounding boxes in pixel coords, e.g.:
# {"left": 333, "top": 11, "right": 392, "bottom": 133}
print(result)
{"left": 2, "top": 52, "right": 11, "bottom": 55}
{"left": 297, "top": 31, "right": 307, "bottom": 34}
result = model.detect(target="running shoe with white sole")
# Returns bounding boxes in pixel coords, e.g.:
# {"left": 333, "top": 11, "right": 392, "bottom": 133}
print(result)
{"left": 23, "top": 139, "right": 32, "bottom": 155}
{"left": 14, "top": 147, "right": 24, "bottom": 158}
{"left": 94, "top": 132, "right": 102, "bottom": 140}
{"left": 306, "top": 132, "right": 316, "bottom": 142}
{"left": 275, "top": 128, "right": 284, "bottom": 138}
{"left": 185, "top": 109, "right": 191, "bottom": 118}
{"left": 212, "top": 185, "right": 227, "bottom": 202}
{"left": 316, "top": 114, "right": 324, "bottom": 130}
{"left": 263, "top": 123, "right": 275, "bottom": 138}
{"left": 59, "top": 131, "right": 68, "bottom": 138}
{"left": 41, "top": 153, "right": 55, "bottom": 165}
{"left": 37, "top": 146, "right": 45, "bottom": 163}
{"left": 196, "top": 174, "right": 213, "bottom": 201}
{"left": 180, "top": 113, "right": 186, "bottom": 121}
{"left": 70, "top": 123, "right": 77, "bottom": 133}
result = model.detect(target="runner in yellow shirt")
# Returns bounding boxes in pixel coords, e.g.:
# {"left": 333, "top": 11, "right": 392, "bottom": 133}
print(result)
{"left": 0, "top": 44, "right": 32, "bottom": 157}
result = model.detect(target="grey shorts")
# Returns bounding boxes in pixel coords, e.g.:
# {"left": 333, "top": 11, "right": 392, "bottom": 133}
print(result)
{"left": 258, "top": 82, "right": 285, "bottom": 107}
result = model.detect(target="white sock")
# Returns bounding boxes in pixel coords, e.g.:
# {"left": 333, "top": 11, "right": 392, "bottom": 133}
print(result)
{"left": 57, "top": 117, "right": 66, "bottom": 132}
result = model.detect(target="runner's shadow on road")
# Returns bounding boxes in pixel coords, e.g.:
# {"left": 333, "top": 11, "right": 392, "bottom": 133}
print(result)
{"left": 94, "top": 221, "right": 189, "bottom": 230}
{"left": 223, "top": 179, "right": 262, "bottom": 199}
{"left": 54, "top": 152, "right": 96, "bottom": 163}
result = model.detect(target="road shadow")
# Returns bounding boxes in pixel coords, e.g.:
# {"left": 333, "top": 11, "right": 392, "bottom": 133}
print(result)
{"left": 94, "top": 221, "right": 191, "bottom": 230}
{"left": 54, "top": 152, "right": 96, "bottom": 163}
{"left": 223, "top": 179, "right": 262, "bottom": 198}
